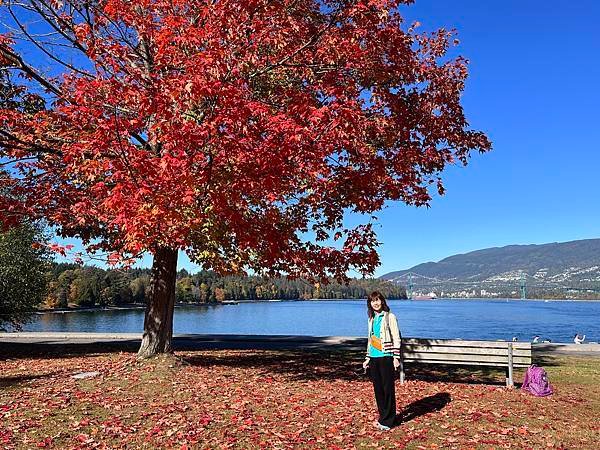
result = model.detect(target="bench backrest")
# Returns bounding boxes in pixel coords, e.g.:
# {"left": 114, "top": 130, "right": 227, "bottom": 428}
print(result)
{"left": 401, "top": 338, "right": 532, "bottom": 367}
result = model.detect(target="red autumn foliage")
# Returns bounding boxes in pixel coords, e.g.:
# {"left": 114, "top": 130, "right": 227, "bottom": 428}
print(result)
{"left": 0, "top": 0, "right": 489, "bottom": 278}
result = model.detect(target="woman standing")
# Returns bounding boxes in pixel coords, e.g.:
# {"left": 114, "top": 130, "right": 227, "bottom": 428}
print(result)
{"left": 362, "top": 291, "right": 402, "bottom": 431}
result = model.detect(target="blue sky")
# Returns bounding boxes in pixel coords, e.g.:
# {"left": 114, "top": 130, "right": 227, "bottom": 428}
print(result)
{"left": 49, "top": 1, "right": 600, "bottom": 276}
{"left": 369, "top": 0, "right": 600, "bottom": 276}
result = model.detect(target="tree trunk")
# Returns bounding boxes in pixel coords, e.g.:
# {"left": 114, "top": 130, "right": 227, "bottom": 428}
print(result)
{"left": 137, "top": 247, "right": 178, "bottom": 359}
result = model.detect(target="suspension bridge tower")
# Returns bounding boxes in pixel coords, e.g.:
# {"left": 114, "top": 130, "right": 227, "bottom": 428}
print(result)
{"left": 520, "top": 273, "right": 527, "bottom": 299}
{"left": 407, "top": 273, "right": 414, "bottom": 300}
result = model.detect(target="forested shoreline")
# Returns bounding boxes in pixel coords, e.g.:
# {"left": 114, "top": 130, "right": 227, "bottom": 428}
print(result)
{"left": 43, "top": 263, "right": 407, "bottom": 309}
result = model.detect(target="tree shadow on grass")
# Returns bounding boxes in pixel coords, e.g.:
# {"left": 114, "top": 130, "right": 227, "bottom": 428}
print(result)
{"left": 0, "top": 371, "right": 62, "bottom": 388}
{"left": 396, "top": 392, "right": 452, "bottom": 425}
{"left": 184, "top": 349, "right": 363, "bottom": 382}
{"left": 532, "top": 352, "right": 567, "bottom": 367}
{"left": 184, "top": 350, "right": 517, "bottom": 386}
{"left": 0, "top": 343, "right": 532, "bottom": 386}
{"left": 0, "top": 341, "right": 139, "bottom": 361}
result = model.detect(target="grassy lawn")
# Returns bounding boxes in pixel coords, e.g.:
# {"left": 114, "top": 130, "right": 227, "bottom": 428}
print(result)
{"left": 1, "top": 347, "right": 598, "bottom": 449}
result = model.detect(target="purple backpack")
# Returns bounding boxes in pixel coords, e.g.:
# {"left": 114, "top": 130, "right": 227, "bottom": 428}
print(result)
{"left": 522, "top": 365, "right": 553, "bottom": 397}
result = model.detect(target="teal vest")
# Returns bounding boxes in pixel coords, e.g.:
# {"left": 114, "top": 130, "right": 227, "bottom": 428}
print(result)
{"left": 368, "top": 312, "right": 392, "bottom": 357}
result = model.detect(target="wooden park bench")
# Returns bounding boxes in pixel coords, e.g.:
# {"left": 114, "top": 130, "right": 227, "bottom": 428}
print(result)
{"left": 399, "top": 338, "right": 532, "bottom": 387}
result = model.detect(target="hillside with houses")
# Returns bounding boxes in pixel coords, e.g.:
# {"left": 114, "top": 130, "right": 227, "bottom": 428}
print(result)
{"left": 381, "top": 239, "right": 600, "bottom": 299}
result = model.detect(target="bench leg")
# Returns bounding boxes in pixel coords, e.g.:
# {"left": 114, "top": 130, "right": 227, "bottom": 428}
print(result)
{"left": 506, "top": 342, "right": 514, "bottom": 388}
{"left": 399, "top": 360, "right": 405, "bottom": 384}
{"left": 505, "top": 367, "right": 514, "bottom": 388}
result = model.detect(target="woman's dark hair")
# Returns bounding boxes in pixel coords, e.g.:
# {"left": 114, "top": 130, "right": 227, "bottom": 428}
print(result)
{"left": 367, "top": 291, "right": 390, "bottom": 319}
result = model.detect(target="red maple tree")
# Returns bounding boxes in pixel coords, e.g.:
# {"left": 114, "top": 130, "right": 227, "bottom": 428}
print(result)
{"left": 0, "top": 0, "right": 490, "bottom": 357}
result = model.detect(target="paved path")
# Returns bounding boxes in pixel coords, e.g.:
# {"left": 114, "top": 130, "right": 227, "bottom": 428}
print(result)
{"left": 2, "top": 332, "right": 600, "bottom": 357}
{"left": 532, "top": 342, "right": 600, "bottom": 357}
{"left": 0, "top": 332, "right": 366, "bottom": 351}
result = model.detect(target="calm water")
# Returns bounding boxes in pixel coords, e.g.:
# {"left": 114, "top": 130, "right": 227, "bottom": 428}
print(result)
{"left": 14, "top": 299, "right": 600, "bottom": 343}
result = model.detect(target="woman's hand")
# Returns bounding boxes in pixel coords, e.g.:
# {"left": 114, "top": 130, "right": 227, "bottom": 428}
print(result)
{"left": 393, "top": 358, "right": 401, "bottom": 371}
{"left": 362, "top": 358, "right": 370, "bottom": 370}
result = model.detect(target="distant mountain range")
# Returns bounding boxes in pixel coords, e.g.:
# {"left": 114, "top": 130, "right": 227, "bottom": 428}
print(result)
{"left": 380, "top": 239, "right": 600, "bottom": 299}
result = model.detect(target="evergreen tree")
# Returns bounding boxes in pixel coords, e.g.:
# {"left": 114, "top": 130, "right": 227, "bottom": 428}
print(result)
{"left": 0, "top": 224, "right": 51, "bottom": 330}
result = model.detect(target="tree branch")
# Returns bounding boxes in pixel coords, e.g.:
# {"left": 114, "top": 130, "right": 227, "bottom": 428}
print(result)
{"left": 249, "top": 10, "right": 341, "bottom": 80}
{"left": 0, "top": 130, "right": 61, "bottom": 156}
{"left": 0, "top": 46, "right": 63, "bottom": 97}
{"left": 7, "top": 5, "right": 94, "bottom": 79}
{"left": 28, "top": 0, "right": 89, "bottom": 55}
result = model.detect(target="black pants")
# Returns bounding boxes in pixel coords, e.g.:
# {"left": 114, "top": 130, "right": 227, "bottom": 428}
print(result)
{"left": 369, "top": 356, "right": 396, "bottom": 428}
